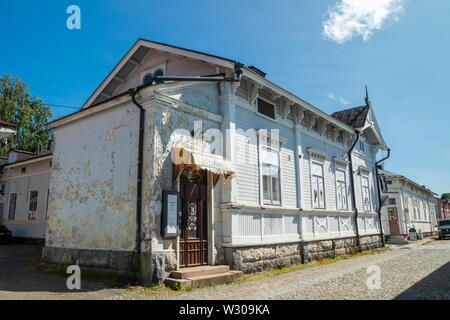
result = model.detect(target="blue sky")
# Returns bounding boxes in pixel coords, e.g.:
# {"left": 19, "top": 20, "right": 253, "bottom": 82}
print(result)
{"left": 0, "top": 0, "right": 449, "bottom": 195}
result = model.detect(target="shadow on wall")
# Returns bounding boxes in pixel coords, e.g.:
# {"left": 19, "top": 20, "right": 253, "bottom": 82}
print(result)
{"left": 394, "top": 262, "right": 450, "bottom": 300}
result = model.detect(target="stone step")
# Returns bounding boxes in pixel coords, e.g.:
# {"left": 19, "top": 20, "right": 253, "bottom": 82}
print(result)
{"left": 165, "top": 270, "right": 243, "bottom": 289}
{"left": 170, "top": 265, "right": 230, "bottom": 279}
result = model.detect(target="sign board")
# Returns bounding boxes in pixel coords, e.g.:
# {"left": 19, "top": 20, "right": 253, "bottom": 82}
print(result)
{"left": 162, "top": 190, "right": 180, "bottom": 238}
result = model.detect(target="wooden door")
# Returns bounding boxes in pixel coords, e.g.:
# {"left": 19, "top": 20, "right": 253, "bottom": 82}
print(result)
{"left": 388, "top": 207, "right": 400, "bottom": 235}
{"left": 179, "top": 168, "right": 208, "bottom": 267}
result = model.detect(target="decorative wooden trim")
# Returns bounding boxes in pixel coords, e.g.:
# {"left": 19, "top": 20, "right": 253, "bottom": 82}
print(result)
{"left": 307, "top": 147, "right": 328, "bottom": 160}
{"left": 333, "top": 157, "right": 349, "bottom": 168}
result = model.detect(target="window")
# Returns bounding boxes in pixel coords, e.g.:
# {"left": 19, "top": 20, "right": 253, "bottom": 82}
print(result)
{"left": 28, "top": 190, "right": 38, "bottom": 220}
{"left": 21, "top": 167, "right": 26, "bottom": 173}
{"left": 388, "top": 198, "right": 396, "bottom": 205}
{"left": 361, "top": 176, "right": 371, "bottom": 212}
{"left": 387, "top": 180, "right": 393, "bottom": 185}
{"left": 423, "top": 201, "right": 428, "bottom": 220}
{"left": 46, "top": 189, "right": 49, "bottom": 220}
{"left": 336, "top": 169, "right": 348, "bottom": 210}
{"left": 8, "top": 193, "right": 17, "bottom": 220}
{"left": 261, "top": 147, "right": 280, "bottom": 205}
{"left": 257, "top": 98, "right": 275, "bottom": 119}
{"left": 360, "top": 141, "right": 365, "bottom": 153}
{"left": 312, "top": 162, "right": 325, "bottom": 209}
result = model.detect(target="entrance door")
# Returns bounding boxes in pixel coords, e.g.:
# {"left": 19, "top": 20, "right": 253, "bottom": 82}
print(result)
{"left": 179, "top": 167, "right": 208, "bottom": 267}
{"left": 388, "top": 207, "right": 400, "bottom": 235}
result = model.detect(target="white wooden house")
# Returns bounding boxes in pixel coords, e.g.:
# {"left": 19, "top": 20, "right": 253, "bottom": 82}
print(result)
{"left": 42, "top": 39, "right": 389, "bottom": 285}
{"left": 379, "top": 169, "right": 437, "bottom": 239}
{"left": 0, "top": 148, "right": 52, "bottom": 241}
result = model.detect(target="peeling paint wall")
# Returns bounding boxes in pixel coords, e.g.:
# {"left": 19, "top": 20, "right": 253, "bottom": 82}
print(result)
{"left": 141, "top": 86, "right": 222, "bottom": 261}
{"left": 46, "top": 102, "right": 140, "bottom": 251}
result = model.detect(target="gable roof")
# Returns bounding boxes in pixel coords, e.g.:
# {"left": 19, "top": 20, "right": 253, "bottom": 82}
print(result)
{"left": 380, "top": 169, "right": 436, "bottom": 196}
{"left": 52, "top": 39, "right": 362, "bottom": 135}
{"left": 82, "top": 39, "right": 237, "bottom": 109}
{"left": 331, "top": 105, "right": 369, "bottom": 129}
{"left": 0, "top": 120, "right": 17, "bottom": 128}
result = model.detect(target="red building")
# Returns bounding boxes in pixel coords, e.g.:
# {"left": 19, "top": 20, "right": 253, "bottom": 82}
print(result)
{"left": 436, "top": 197, "right": 450, "bottom": 220}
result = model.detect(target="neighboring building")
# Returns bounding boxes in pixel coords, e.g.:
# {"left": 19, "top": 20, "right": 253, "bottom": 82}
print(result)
{"left": 436, "top": 197, "right": 450, "bottom": 221}
{"left": 42, "top": 39, "right": 389, "bottom": 286}
{"left": 379, "top": 169, "right": 437, "bottom": 238}
{"left": 0, "top": 120, "right": 17, "bottom": 140}
{"left": 0, "top": 119, "right": 17, "bottom": 222}
{"left": 0, "top": 147, "right": 53, "bottom": 241}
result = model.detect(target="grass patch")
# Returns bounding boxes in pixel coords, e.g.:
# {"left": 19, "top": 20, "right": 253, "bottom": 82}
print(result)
{"left": 225, "top": 247, "right": 390, "bottom": 286}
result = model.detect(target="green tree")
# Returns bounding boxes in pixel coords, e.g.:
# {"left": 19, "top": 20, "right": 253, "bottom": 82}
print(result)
{"left": 442, "top": 193, "right": 450, "bottom": 201}
{"left": 0, "top": 74, "right": 53, "bottom": 157}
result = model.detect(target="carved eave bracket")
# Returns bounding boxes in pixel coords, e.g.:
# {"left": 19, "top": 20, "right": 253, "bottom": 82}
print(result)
{"left": 248, "top": 82, "right": 263, "bottom": 105}
{"left": 293, "top": 106, "right": 305, "bottom": 126}
{"left": 306, "top": 112, "right": 319, "bottom": 130}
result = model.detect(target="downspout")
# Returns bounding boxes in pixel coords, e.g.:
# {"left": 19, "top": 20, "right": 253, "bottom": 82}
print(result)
{"left": 375, "top": 149, "right": 390, "bottom": 247}
{"left": 348, "top": 129, "right": 361, "bottom": 251}
{"left": 129, "top": 88, "right": 145, "bottom": 282}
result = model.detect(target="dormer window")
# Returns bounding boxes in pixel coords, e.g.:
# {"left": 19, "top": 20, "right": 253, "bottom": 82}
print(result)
{"left": 257, "top": 98, "right": 275, "bottom": 119}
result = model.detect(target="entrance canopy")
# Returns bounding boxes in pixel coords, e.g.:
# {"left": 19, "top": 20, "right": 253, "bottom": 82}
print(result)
{"left": 172, "top": 147, "right": 235, "bottom": 185}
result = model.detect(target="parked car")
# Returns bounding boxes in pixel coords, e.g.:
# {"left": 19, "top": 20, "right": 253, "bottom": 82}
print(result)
{"left": 0, "top": 225, "right": 12, "bottom": 244}
{"left": 438, "top": 219, "right": 450, "bottom": 240}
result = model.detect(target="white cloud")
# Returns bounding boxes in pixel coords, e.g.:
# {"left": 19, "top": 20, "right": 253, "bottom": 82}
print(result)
{"left": 339, "top": 97, "right": 349, "bottom": 105}
{"left": 323, "top": 0, "right": 406, "bottom": 44}
{"left": 328, "top": 93, "right": 349, "bottom": 105}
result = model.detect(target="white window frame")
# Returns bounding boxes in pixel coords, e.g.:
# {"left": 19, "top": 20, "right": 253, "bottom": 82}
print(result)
{"left": 258, "top": 130, "right": 284, "bottom": 206}
{"left": 308, "top": 148, "right": 328, "bottom": 210}
{"left": 360, "top": 173, "right": 371, "bottom": 212}
{"left": 256, "top": 96, "right": 277, "bottom": 121}
{"left": 333, "top": 157, "right": 349, "bottom": 211}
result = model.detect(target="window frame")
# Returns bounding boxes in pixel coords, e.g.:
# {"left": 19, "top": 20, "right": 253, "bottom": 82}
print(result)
{"left": 8, "top": 192, "right": 18, "bottom": 221}
{"left": 335, "top": 167, "right": 348, "bottom": 211}
{"left": 361, "top": 174, "right": 371, "bottom": 212}
{"left": 28, "top": 189, "right": 39, "bottom": 221}
{"left": 311, "top": 161, "right": 326, "bottom": 209}
{"left": 256, "top": 97, "right": 276, "bottom": 120}
{"left": 259, "top": 141, "right": 281, "bottom": 206}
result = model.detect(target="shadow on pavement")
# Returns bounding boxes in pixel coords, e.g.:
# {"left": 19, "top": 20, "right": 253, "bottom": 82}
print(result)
{"left": 394, "top": 262, "right": 450, "bottom": 300}
{"left": 0, "top": 244, "right": 119, "bottom": 294}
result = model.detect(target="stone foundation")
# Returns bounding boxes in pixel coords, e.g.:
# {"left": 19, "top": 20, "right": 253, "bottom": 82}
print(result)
{"left": 227, "top": 234, "right": 383, "bottom": 274}
{"left": 41, "top": 246, "right": 135, "bottom": 276}
{"left": 41, "top": 246, "right": 178, "bottom": 286}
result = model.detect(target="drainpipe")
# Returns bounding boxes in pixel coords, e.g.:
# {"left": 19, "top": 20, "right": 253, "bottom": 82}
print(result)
{"left": 375, "top": 149, "right": 390, "bottom": 247}
{"left": 348, "top": 129, "right": 361, "bottom": 251}
{"left": 129, "top": 88, "right": 145, "bottom": 281}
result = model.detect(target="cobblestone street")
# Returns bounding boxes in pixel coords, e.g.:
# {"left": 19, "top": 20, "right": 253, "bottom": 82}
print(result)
{"left": 111, "top": 238, "right": 450, "bottom": 300}
{"left": 0, "top": 239, "right": 448, "bottom": 300}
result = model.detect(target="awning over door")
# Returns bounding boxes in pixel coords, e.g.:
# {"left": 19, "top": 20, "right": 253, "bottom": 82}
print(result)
{"left": 172, "top": 147, "right": 235, "bottom": 185}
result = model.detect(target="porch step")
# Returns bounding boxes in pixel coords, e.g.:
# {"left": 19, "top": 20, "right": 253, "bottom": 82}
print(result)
{"left": 387, "top": 235, "right": 409, "bottom": 245}
{"left": 170, "top": 265, "right": 230, "bottom": 279}
{"left": 166, "top": 270, "right": 243, "bottom": 289}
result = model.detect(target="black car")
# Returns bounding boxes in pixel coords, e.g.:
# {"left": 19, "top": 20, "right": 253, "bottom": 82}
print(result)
{"left": 438, "top": 219, "right": 450, "bottom": 240}
{"left": 0, "top": 225, "right": 12, "bottom": 244}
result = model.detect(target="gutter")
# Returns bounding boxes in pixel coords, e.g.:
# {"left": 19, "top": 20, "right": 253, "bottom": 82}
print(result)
{"left": 347, "top": 129, "right": 361, "bottom": 251}
{"left": 375, "top": 149, "right": 390, "bottom": 246}
{"left": 129, "top": 88, "right": 145, "bottom": 282}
